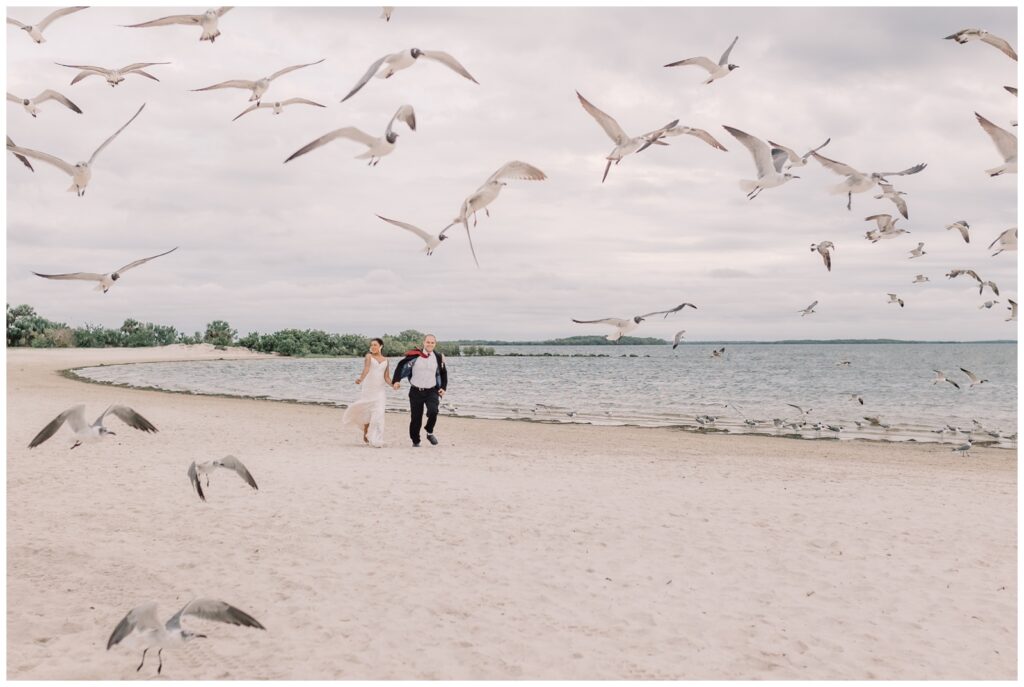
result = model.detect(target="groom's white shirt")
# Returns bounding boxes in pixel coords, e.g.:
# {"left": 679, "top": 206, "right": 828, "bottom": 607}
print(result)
{"left": 410, "top": 352, "right": 438, "bottom": 388}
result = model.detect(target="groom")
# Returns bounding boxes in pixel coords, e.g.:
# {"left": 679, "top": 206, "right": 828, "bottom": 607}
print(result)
{"left": 392, "top": 334, "right": 448, "bottom": 447}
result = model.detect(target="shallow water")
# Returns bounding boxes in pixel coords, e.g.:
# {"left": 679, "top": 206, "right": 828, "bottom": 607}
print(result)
{"left": 73, "top": 343, "right": 1017, "bottom": 447}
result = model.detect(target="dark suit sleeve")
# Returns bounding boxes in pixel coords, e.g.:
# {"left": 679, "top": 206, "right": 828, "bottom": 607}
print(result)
{"left": 438, "top": 353, "right": 448, "bottom": 391}
{"left": 392, "top": 355, "right": 413, "bottom": 385}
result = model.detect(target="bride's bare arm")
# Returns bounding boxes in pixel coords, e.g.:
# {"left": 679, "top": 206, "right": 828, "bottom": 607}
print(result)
{"left": 384, "top": 362, "right": 393, "bottom": 385}
{"left": 356, "top": 353, "right": 371, "bottom": 383}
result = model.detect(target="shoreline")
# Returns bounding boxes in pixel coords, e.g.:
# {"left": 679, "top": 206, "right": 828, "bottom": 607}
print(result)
{"left": 7, "top": 346, "right": 1017, "bottom": 679}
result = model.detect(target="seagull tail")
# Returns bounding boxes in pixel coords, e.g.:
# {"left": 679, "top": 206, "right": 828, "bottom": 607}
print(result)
{"left": 738, "top": 179, "right": 758, "bottom": 193}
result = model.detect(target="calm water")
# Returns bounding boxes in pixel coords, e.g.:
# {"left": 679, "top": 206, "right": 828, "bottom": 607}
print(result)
{"left": 74, "top": 344, "right": 1018, "bottom": 446}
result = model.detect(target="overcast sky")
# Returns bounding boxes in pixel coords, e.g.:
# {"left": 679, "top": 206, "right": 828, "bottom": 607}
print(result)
{"left": 5, "top": 5, "right": 1018, "bottom": 341}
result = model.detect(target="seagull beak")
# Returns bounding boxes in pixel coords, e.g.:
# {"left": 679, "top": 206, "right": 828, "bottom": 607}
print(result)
{"left": 107, "top": 431, "right": 117, "bottom": 436}
{"left": 791, "top": 175, "right": 801, "bottom": 179}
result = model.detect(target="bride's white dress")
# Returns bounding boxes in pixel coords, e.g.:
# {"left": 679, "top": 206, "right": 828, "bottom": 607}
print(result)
{"left": 342, "top": 357, "right": 388, "bottom": 447}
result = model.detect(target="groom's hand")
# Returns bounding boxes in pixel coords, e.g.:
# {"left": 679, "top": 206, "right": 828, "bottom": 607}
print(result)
{"left": 439, "top": 389, "right": 445, "bottom": 397}
{"left": 392, "top": 382, "right": 400, "bottom": 390}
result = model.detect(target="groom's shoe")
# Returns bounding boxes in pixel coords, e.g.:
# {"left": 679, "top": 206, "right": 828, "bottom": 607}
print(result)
{"left": 412, "top": 441, "right": 421, "bottom": 448}
{"left": 427, "top": 434, "right": 439, "bottom": 446}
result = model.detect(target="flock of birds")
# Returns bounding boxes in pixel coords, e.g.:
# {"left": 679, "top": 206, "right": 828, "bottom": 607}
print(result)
{"left": 6, "top": 7, "right": 1019, "bottom": 673}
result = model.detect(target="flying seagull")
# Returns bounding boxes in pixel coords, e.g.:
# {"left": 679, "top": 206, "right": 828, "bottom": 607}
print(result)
{"left": 946, "top": 220, "right": 971, "bottom": 243}
{"left": 959, "top": 367, "right": 989, "bottom": 387}
{"left": 945, "top": 29, "right": 1017, "bottom": 61}
{"left": 636, "top": 122, "right": 727, "bottom": 154}
{"left": 988, "top": 227, "right": 1017, "bottom": 255}
{"left": 799, "top": 300, "right": 818, "bottom": 317}
{"left": 873, "top": 182, "right": 909, "bottom": 219}
{"left": 672, "top": 330, "right": 686, "bottom": 349}
{"left": 810, "top": 241, "right": 834, "bottom": 271}
{"left": 1007, "top": 299, "right": 1017, "bottom": 321}
{"left": 193, "top": 59, "right": 325, "bottom": 104}
{"left": 56, "top": 62, "right": 170, "bottom": 87}
{"left": 440, "top": 160, "right": 547, "bottom": 267}
{"left": 908, "top": 242, "right": 926, "bottom": 258}
{"left": 380, "top": 7, "right": 393, "bottom": 21}
{"left": 664, "top": 36, "right": 740, "bottom": 84}
{"left": 285, "top": 104, "right": 416, "bottom": 166}
{"left": 946, "top": 268, "right": 982, "bottom": 282}
{"left": 766, "top": 137, "right": 831, "bottom": 170}
{"left": 6, "top": 102, "right": 145, "bottom": 196}
{"left": 188, "top": 455, "right": 259, "bottom": 502}
{"left": 7, "top": 89, "right": 82, "bottom": 117}
{"left": 912, "top": 274, "right": 929, "bottom": 283}
{"left": 123, "top": 7, "right": 233, "bottom": 43}
{"left": 864, "top": 214, "right": 910, "bottom": 241}
{"left": 787, "top": 403, "right": 813, "bottom": 417}
{"left": 975, "top": 112, "right": 1017, "bottom": 176}
{"left": 32, "top": 247, "right": 177, "bottom": 293}
{"left": 28, "top": 403, "right": 157, "bottom": 449}
{"left": 232, "top": 97, "right": 325, "bottom": 121}
{"left": 932, "top": 370, "right": 960, "bottom": 389}
{"left": 7, "top": 6, "right": 87, "bottom": 44}
{"left": 978, "top": 299, "right": 999, "bottom": 309}
{"left": 811, "top": 151, "right": 927, "bottom": 210}
{"left": 107, "top": 598, "right": 265, "bottom": 675}
{"left": 979, "top": 279, "right": 999, "bottom": 296}
{"left": 887, "top": 293, "right": 905, "bottom": 308}
{"left": 7, "top": 136, "right": 34, "bottom": 171}
{"left": 711, "top": 346, "right": 726, "bottom": 359}
{"left": 658, "top": 302, "right": 698, "bottom": 318}
{"left": 576, "top": 91, "right": 680, "bottom": 183}
{"left": 572, "top": 305, "right": 688, "bottom": 342}
{"left": 848, "top": 393, "right": 865, "bottom": 405}
{"left": 377, "top": 214, "right": 446, "bottom": 255}
{"left": 723, "top": 125, "right": 799, "bottom": 199}
{"left": 341, "top": 48, "right": 478, "bottom": 102}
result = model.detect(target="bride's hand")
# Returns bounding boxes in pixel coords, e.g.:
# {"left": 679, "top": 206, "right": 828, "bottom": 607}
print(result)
{"left": 355, "top": 378, "right": 362, "bottom": 384}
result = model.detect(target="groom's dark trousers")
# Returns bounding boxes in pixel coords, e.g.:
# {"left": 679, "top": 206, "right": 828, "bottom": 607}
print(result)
{"left": 409, "top": 385, "right": 440, "bottom": 443}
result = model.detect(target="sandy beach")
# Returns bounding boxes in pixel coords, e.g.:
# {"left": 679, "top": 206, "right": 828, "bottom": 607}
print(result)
{"left": 6, "top": 346, "right": 1017, "bottom": 679}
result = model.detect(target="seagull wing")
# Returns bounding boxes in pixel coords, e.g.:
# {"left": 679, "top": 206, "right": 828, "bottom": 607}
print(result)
{"left": 1006, "top": 86, "right": 1018, "bottom": 96}
{"left": 975, "top": 112, "right": 1017, "bottom": 161}
{"left": 187, "top": 462, "right": 206, "bottom": 501}
{"left": 218, "top": 455, "right": 259, "bottom": 490}
{"left": 672, "top": 330, "right": 686, "bottom": 347}
{"left": 89, "top": 103, "right": 145, "bottom": 165}
{"left": 807, "top": 300, "right": 818, "bottom": 310}
{"left": 786, "top": 403, "right": 807, "bottom": 415}
{"left": 279, "top": 97, "right": 325, "bottom": 108}
{"left": 718, "top": 36, "right": 739, "bottom": 65}
{"left": 96, "top": 405, "right": 158, "bottom": 432}
{"left": 959, "top": 367, "right": 979, "bottom": 383}
{"left": 811, "top": 151, "right": 858, "bottom": 176}
{"left": 193, "top": 79, "right": 258, "bottom": 92}
{"left": 232, "top": 103, "right": 262, "bottom": 120}
{"left": 576, "top": 91, "right": 630, "bottom": 145}
{"left": 722, "top": 126, "right": 774, "bottom": 177}
{"left": 175, "top": 598, "right": 265, "bottom": 631}
{"left": 114, "top": 247, "right": 178, "bottom": 275}
{"left": 7, "top": 145, "right": 75, "bottom": 175}
{"left": 107, "top": 602, "right": 161, "bottom": 650}
{"left": 874, "top": 162, "right": 928, "bottom": 177}
{"left": 377, "top": 215, "right": 434, "bottom": 243}
{"left": 663, "top": 56, "right": 718, "bottom": 73}
{"left": 269, "top": 58, "right": 325, "bottom": 82}
{"left": 28, "top": 404, "right": 87, "bottom": 448}
{"left": 7, "top": 17, "right": 28, "bottom": 29}
{"left": 124, "top": 13, "right": 203, "bottom": 27}
{"left": 980, "top": 33, "right": 1017, "bottom": 60}
{"left": 284, "top": 127, "right": 377, "bottom": 163}
{"left": 418, "top": 50, "right": 479, "bottom": 83}
{"left": 37, "top": 6, "right": 87, "bottom": 31}
{"left": 120, "top": 62, "right": 171, "bottom": 73}
{"left": 572, "top": 318, "right": 630, "bottom": 328}
{"left": 385, "top": 104, "right": 416, "bottom": 137}
{"left": 7, "top": 92, "right": 21, "bottom": 103}
{"left": 767, "top": 140, "right": 801, "bottom": 165}
{"left": 33, "top": 89, "right": 82, "bottom": 113}
{"left": 215, "top": 7, "right": 233, "bottom": 17}
{"left": 485, "top": 160, "right": 547, "bottom": 184}
{"left": 677, "top": 127, "right": 727, "bottom": 151}
{"left": 7, "top": 136, "right": 34, "bottom": 171}
{"left": 892, "top": 193, "right": 909, "bottom": 219}
{"left": 340, "top": 54, "right": 389, "bottom": 102}
{"left": 32, "top": 271, "right": 105, "bottom": 281}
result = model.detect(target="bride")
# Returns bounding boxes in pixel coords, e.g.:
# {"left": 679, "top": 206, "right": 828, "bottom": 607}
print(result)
{"left": 342, "top": 338, "right": 392, "bottom": 447}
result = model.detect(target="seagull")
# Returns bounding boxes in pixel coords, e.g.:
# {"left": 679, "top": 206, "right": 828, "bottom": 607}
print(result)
{"left": 988, "top": 227, "right": 1017, "bottom": 255}
{"left": 799, "top": 300, "right": 818, "bottom": 317}
{"left": 932, "top": 370, "right": 960, "bottom": 389}
{"left": 913, "top": 274, "right": 930, "bottom": 283}
{"left": 863, "top": 415, "right": 891, "bottom": 429}
{"left": 1006, "top": 299, "right": 1017, "bottom": 321}
{"left": 284, "top": 104, "right": 416, "bottom": 166}
{"left": 56, "top": 62, "right": 170, "bottom": 87}
{"left": 887, "top": 293, "right": 905, "bottom": 308}
{"left": 722, "top": 125, "right": 799, "bottom": 199}
{"left": 787, "top": 403, "right": 812, "bottom": 418}
{"left": 945, "top": 29, "right": 1017, "bottom": 61}
{"left": 28, "top": 403, "right": 157, "bottom": 449}
{"left": 908, "top": 242, "right": 926, "bottom": 258}
{"left": 7, "top": 6, "right": 86, "bottom": 43}
{"left": 672, "top": 330, "right": 686, "bottom": 349}
{"left": 188, "top": 455, "right": 259, "bottom": 502}
{"left": 811, "top": 151, "right": 926, "bottom": 211}
{"left": 377, "top": 215, "right": 446, "bottom": 255}
{"left": 873, "top": 182, "right": 909, "bottom": 219}
{"left": 864, "top": 214, "right": 910, "bottom": 241}
{"left": 232, "top": 97, "right": 324, "bottom": 121}
{"left": 950, "top": 439, "right": 973, "bottom": 457}
{"left": 107, "top": 598, "right": 265, "bottom": 675}
{"left": 664, "top": 36, "right": 739, "bottom": 84}
{"left": 341, "top": 48, "right": 478, "bottom": 102}
{"left": 810, "top": 241, "right": 834, "bottom": 271}
{"left": 946, "top": 220, "right": 971, "bottom": 243}
{"left": 636, "top": 122, "right": 727, "bottom": 154}
{"left": 975, "top": 112, "right": 1017, "bottom": 176}
{"left": 946, "top": 268, "right": 982, "bottom": 283}
{"left": 123, "top": 7, "right": 233, "bottom": 43}
{"left": 658, "top": 302, "right": 698, "bottom": 318}
{"left": 6, "top": 102, "right": 145, "bottom": 196}
{"left": 32, "top": 247, "right": 177, "bottom": 293}
{"left": 576, "top": 91, "right": 680, "bottom": 183}
{"left": 766, "top": 138, "right": 831, "bottom": 170}
{"left": 193, "top": 59, "right": 324, "bottom": 104}
{"left": 979, "top": 280, "right": 999, "bottom": 296}
{"left": 572, "top": 305, "right": 688, "bottom": 342}
{"left": 380, "top": 6, "right": 393, "bottom": 21}
{"left": 7, "top": 89, "right": 82, "bottom": 117}
{"left": 7, "top": 136, "right": 34, "bottom": 171}
{"left": 440, "top": 160, "right": 547, "bottom": 266}
{"left": 836, "top": 360, "right": 851, "bottom": 367}
{"left": 978, "top": 299, "right": 999, "bottom": 309}
{"left": 848, "top": 393, "right": 865, "bottom": 405}
{"left": 711, "top": 346, "right": 726, "bottom": 359}
{"left": 959, "top": 367, "right": 989, "bottom": 387}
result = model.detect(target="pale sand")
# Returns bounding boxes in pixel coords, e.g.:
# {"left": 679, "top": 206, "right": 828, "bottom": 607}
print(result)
{"left": 6, "top": 346, "right": 1017, "bottom": 679}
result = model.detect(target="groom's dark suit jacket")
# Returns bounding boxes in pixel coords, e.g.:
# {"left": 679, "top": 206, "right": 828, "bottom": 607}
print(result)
{"left": 393, "top": 350, "right": 448, "bottom": 391}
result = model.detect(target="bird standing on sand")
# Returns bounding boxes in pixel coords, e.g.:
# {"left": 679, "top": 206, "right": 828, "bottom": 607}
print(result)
{"left": 664, "top": 36, "right": 740, "bottom": 84}
{"left": 123, "top": 7, "right": 233, "bottom": 43}
{"left": 951, "top": 439, "right": 974, "bottom": 457}
{"left": 33, "top": 247, "right": 178, "bottom": 293}
{"left": 28, "top": 403, "right": 157, "bottom": 449}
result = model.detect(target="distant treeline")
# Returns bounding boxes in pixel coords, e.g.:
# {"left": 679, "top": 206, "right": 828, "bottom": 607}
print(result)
{"left": 6, "top": 304, "right": 492, "bottom": 357}
{"left": 454, "top": 335, "right": 668, "bottom": 346}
